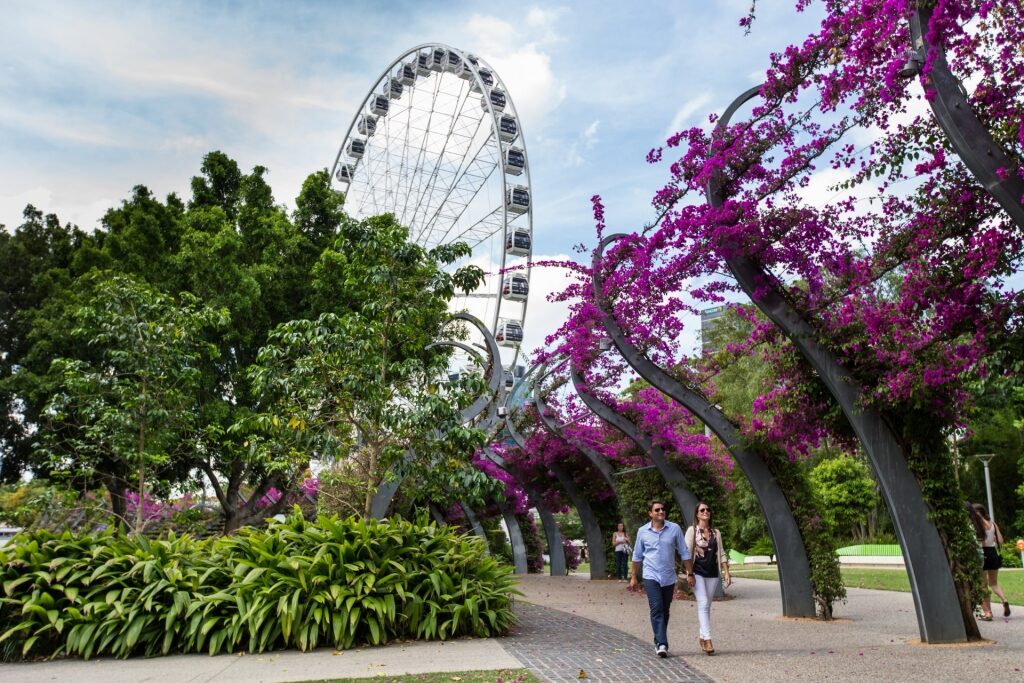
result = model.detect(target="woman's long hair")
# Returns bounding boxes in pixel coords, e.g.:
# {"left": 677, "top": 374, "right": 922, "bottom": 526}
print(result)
{"left": 966, "top": 502, "right": 986, "bottom": 541}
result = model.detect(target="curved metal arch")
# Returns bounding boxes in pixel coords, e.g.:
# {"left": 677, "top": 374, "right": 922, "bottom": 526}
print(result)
{"left": 497, "top": 497, "right": 529, "bottom": 575}
{"left": 592, "top": 233, "right": 815, "bottom": 617}
{"left": 564, "top": 364, "right": 699, "bottom": 519}
{"left": 370, "top": 312, "right": 503, "bottom": 518}
{"left": 703, "top": 86, "right": 966, "bottom": 641}
{"left": 459, "top": 501, "right": 490, "bottom": 550}
{"left": 503, "top": 364, "right": 611, "bottom": 579}
{"left": 484, "top": 447, "right": 566, "bottom": 576}
{"left": 507, "top": 367, "right": 626, "bottom": 511}
{"left": 907, "top": 8, "right": 1024, "bottom": 229}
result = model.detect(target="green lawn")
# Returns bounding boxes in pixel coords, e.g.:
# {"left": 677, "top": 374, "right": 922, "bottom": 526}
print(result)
{"left": 730, "top": 566, "right": 1024, "bottom": 604}
{"left": 298, "top": 669, "right": 539, "bottom": 683}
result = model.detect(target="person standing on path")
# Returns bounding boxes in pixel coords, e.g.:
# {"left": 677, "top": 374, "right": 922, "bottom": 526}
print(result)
{"left": 612, "top": 522, "right": 631, "bottom": 581}
{"left": 969, "top": 503, "right": 1011, "bottom": 620}
{"left": 629, "top": 500, "right": 694, "bottom": 658}
{"left": 684, "top": 501, "right": 731, "bottom": 655}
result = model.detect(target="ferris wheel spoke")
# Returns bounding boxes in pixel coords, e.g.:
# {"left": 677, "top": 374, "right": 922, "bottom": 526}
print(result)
{"left": 407, "top": 79, "right": 472, "bottom": 246}
{"left": 419, "top": 116, "right": 498, "bottom": 247}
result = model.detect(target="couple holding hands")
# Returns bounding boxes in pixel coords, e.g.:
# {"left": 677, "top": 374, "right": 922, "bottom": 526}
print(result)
{"left": 618, "top": 500, "right": 731, "bottom": 658}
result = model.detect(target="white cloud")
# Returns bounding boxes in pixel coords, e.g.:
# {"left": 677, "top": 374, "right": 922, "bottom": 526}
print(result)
{"left": 664, "top": 92, "right": 713, "bottom": 138}
{"left": 0, "top": 186, "right": 116, "bottom": 232}
{"left": 464, "top": 15, "right": 567, "bottom": 130}
{"left": 582, "top": 120, "right": 600, "bottom": 149}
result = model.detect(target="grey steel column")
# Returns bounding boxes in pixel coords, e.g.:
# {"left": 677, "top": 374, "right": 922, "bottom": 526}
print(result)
{"left": 459, "top": 501, "right": 490, "bottom": 552}
{"left": 907, "top": 8, "right": 1024, "bottom": 230}
{"left": 701, "top": 86, "right": 967, "bottom": 642}
{"left": 592, "top": 237, "right": 816, "bottom": 617}
{"left": 485, "top": 448, "right": 567, "bottom": 576}
{"left": 497, "top": 498, "right": 529, "bottom": 575}
{"left": 563, "top": 366, "right": 698, "bottom": 518}
{"left": 548, "top": 461, "right": 608, "bottom": 580}
{"left": 428, "top": 502, "right": 447, "bottom": 526}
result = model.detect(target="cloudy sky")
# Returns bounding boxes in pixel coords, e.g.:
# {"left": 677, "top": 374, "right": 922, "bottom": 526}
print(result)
{"left": 0, "top": 0, "right": 825, "bottom": 355}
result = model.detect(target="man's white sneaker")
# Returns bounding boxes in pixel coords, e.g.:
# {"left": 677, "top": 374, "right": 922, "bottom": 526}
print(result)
{"left": 657, "top": 644, "right": 668, "bottom": 658}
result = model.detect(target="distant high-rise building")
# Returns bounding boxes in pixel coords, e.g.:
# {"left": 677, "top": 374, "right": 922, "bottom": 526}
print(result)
{"left": 700, "top": 305, "right": 728, "bottom": 352}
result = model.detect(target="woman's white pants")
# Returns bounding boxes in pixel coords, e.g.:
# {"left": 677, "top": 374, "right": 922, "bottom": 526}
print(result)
{"left": 693, "top": 574, "right": 719, "bottom": 639}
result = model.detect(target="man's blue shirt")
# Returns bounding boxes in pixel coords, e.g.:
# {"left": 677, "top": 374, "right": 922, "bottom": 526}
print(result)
{"left": 632, "top": 520, "right": 690, "bottom": 587}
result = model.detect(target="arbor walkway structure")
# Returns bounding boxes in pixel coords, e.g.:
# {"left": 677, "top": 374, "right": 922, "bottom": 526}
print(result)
{"left": 3, "top": 576, "right": 1021, "bottom": 683}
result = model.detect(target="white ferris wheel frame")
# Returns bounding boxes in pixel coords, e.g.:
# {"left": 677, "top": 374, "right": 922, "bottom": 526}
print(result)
{"left": 329, "top": 43, "right": 533, "bottom": 366}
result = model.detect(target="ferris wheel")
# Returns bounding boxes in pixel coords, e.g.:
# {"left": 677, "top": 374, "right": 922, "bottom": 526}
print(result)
{"left": 330, "top": 44, "right": 533, "bottom": 372}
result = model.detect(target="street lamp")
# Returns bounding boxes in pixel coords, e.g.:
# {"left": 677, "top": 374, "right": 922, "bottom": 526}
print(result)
{"left": 973, "top": 453, "right": 997, "bottom": 524}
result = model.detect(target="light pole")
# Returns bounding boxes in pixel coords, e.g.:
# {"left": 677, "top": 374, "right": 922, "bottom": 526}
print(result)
{"left": 973, "top": 453, "right": 997, "bottom": 524}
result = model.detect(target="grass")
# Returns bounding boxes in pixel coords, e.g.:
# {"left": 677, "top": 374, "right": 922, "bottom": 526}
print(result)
{"left": 730, "top": 566, "right": 1024, "bottom": 604}
{"left": 297, "top": 669, "right": 539, "bottom": 683}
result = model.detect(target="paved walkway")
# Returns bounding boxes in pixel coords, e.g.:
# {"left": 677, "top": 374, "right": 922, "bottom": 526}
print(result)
{"left": 2, "top": 574, "right": 1022, "bottom": 682}
{"left": 503, "top": 601, "right": 713, "bottom": 682}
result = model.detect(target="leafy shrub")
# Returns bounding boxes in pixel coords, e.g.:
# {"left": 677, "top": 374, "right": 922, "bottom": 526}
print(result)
{"left": 1000, "top": 541, "right": 1022, "bottom": 569}
{"left": 0, "top": 509, "right": 517, "bottom": 660}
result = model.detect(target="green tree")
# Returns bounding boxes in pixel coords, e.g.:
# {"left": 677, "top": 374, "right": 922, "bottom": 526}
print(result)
{"left": 0, "top": 207, "right": 92, "bottom": 482}
{"left": 39, "top": 272, "right": 226, "bottom": 530}
{"left": 250, "top": 213, "right": 486, "bottom": 517}
{"left": 809, "top": 455, "right": 879, "bottom": 542}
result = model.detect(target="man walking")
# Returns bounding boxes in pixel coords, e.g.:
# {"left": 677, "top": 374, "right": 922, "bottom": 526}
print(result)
{"left": 629, "top": 500, "right": 695, "bottom": 658}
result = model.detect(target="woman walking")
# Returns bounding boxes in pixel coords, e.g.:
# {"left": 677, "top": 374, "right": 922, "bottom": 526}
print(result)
{"left": 685, "top": 501, "right": 731, "bottom": 654}
{"left": 969, "top": 503, "right": 1010, "bottom": 620}
{"left": 612, "top": 522, "right": 631, "bottom": 581}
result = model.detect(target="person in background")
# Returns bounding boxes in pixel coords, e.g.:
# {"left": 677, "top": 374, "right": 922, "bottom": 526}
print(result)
{"left": 685, "top": 501, "right": 731, "bottom": 654}
{"left": 629, "top": 500, "right": 694, "bottom": 658}
{"left": 969, "top": 503, "right": 1010, "bottom": 620}
{"left": 612, "top": 521, "right": 631, "bottom": 581}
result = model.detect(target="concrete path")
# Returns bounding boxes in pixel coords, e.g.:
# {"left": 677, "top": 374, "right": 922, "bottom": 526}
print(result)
{"left": 2, "top": 574, "right": 1021, "bottom": 682}
{"left": 512, "top": 573, "right": 1024, "bottom": 683}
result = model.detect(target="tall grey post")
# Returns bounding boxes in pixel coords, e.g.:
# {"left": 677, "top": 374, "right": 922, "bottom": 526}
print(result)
{"left": 485, "top": 448, "right": 567, "bottom": 576}
{"left": 592, "top": 237, "right": 816, "bottom": 617}
{"left": 497, "top": 498, "right": 529, "bottom": 575}
{"left": 459, "top": 501, "right": 490, "bottom": 552}
{"left": 702, "top": 86, "right": 967, "bottom": 641}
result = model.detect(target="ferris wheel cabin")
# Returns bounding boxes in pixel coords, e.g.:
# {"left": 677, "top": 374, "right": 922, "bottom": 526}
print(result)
{"left": 399, "top": 62, "right": 418, "bottom": 86}
{"left": 367, "top": 95, "right": 390, "bottom": 117}
{"left": 385, "top": 77, "right": 403, "bottom": 100}
{"left": 346, "top": 138, "right": 365, "bottom": 159}
{"left": 498, "top": 115, "right": 518, "bottom": 142}
{"left": 415, "top": 52, "right": 431, "bottom": 76}
{"left": 505, "top": 185, "right": 530, "bottom": 214}
{"left": 358, "top": 115, "right": 377, "bottom": 136}
{"left": 502, "top": 275, "right": 529, "bottom": 301}
{"left": 443, "top": 50, "right": 464, "bottom": 75}
{"left": 471, "top": 68, "right": 495, "bottom": 93}
{"left": 429, "top": 47, "right": 446, "bottom": 71}
{"left": 503, "top": 147, "right": 525, "bottom": 175}
{"left": 481, "top": 88, "right": 507, "bottom": 113}
{"left": 506, "top": 229, "right": 532, "bottom": 256}
{"left": 496, "top": 320, "right": 524, "bottom": 347}
{"left": 335, "top": 164, "right": 356, "bottom": 183}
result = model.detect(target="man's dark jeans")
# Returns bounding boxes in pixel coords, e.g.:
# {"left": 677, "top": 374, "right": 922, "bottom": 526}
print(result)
{"left": 643, "top": 579, "right": 675, "bottom": 648}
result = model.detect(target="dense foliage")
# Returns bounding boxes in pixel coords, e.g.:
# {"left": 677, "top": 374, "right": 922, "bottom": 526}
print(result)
{"left": 0, "top": 510, "right": 516, "bottom": 660}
